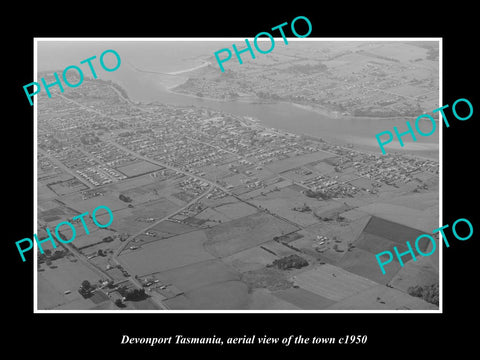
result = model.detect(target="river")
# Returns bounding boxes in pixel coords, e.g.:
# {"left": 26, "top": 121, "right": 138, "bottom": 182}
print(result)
{"left": 37, "top": 41, "right": 439, "bottom": 160}
{"left": 103, "top": 63, "right": 439, "bottom": 160}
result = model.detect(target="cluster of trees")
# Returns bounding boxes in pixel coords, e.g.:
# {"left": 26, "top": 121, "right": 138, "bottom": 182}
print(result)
{"left": 272, "top": 255, "right": 308, "bottom": 270}
{"left": 303, "top": 189, "right": 331, "bottom": 200}
{"left": 102, "top": 236, "right": 114, "bottom": 243}
{"left": 114, "top": 299, "right": 126, "bottom": 308}
{"left": 408, "top": 283, "right": 439, "bottom": 306}
{"left": 292, "top": 203, "right": 311, "bottom": 212}
{"left": 119, "top": 194, "right": 132, "bottom": 203}
{"left": 78, "top": 280, "right": 94, "bottom": 298}
{"left": 118, "top": 286, "right": 147, "bottom": 301}
{"left": 38, "top": 248, "right": 67, "bottom": 264}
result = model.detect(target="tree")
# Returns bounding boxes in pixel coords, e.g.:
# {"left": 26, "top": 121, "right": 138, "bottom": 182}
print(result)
{"left": 119, "top": 194, "right": 132, "bottom": 203}
{"left": 114, "top": 299, "right": 125, "bottom": 308}
{"left": 407, "top": 285, "right": 423, "bottom": 298}
{"left": 408, "top": 283, "right": 439, "bottom": 306}
{"left": 81, "top": 280, "right": 91, "bottom": 290}
{"left": 125, "top": 288, "right": 147, "bottom": 301}
{"left": 117, "top": 285, "right": 128, "bottom": 296}
{"left": 272, "top": 255, "right": 308, "bottom": 270}
{"left": 102, "top": 236, "right": 114, "bottom": 243}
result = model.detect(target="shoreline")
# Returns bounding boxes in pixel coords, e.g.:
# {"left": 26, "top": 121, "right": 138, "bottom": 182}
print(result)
{"left": 161, "top": 88, "right": 439, "bottom": 160}
{"left": 166, "top": 61, "right": 211, "bottom": 75}
{"left": 125, "top": 64, "right": 440, "bottom": 161}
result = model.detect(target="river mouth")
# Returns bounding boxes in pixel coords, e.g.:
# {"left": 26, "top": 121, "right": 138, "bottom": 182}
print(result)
{"left": 102, "top": 63, "right": 439, "bottom": 160}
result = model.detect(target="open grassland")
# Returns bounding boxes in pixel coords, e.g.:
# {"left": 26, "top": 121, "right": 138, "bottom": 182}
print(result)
{"left": 116, "top": 160, "right": 163, "bottom": 177}
{"left": 130, "top": 197, "right": 180, "bottom": 219}
{"left": 357, "top": 203, "right": 438, "bottom": 233}
{"left": 337, "top": 247, "right": 401, "bottom": 285}
{"left": 266, "top": 151, "right": 334, "bottom": 173}
{"left": 273, "top": 287, "right": 336, "bottom": 309}
{"left": 150, "top": 220, "right": 198, "bottom": 235}
{"left": 194, "top": 207, "right": 231, "bottom": 223}
{"left": 389, "top": 250, "right": 439, "bottom": 292}
{"left": 164, "top": 280, "right": 250, "bottom": 310}
{"left": 118, "top": 230, "right": 214, "bottom": 276}
{"left": 59, "top": 190, "right": 128, "bottom": 213}
{"left": 325, "top": 284, "right": 438, "bottom": 310}
{"left": 247, "top": 288, "right": 301, "bottom": 310}
{"left": 222, "top": 246, "right": 279, "bottom": 273}
{"left": 293, "top": 264, "right": 379, "bottom": 301}
{"left": 363, "top": 216, "right": 429, "bottom": 244}
{"left": 153, "top": 259, "right": 240, "bottom": 293}
{"left": 205, "top": 212, "right": 298, "bottom": 257}
{"left": 212, "top": 201, "right": 258, "bottom": 220}
{"left": 249, "top": 193, "right": 320, "bottom": 227}
{"left": 37, "top": 258, "right": 102, "bottom": 310}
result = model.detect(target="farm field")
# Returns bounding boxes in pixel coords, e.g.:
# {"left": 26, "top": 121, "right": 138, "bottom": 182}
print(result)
{"left": 37, "top": 258, "right": 102, "bottom": 310}
{"left": 325, "top": 284, "right": 438, "bottom": 310}
{"left": 205, "top": 212, "right": 299, "bottom": 258}
{"left": 249, "top": 186, "right": 323, "bottom": 226}
{"left": 260, "top": 240, "right": 297, "bottom": 258}
{"left": 70, "top": 228, "right": 115, "bottom": 249}
{"left": 116, "top": 160, "right": 163, "bottom": 177}
{"left": 389, "top": 251, "right": 439, "bottom": 292}
{"left": 165, "top": 280, "right": 250, "bottom": 310}
{"left": 222, "top": 246, "right": 279, "bottom": 273}
{"left": 292, "top": 264, "right": 379, "bottom": 301}
{"left": 194, "top": 207, "right": 230, "bottom": 224}
{"left": 118, "top": 230, "right": 214, "bottom": 275}
{"left": 266, "top": 151, "right": 334, "bottom": 173}
{"left": 130, "top": 197, "right": 180, "bottom": 219}
{"left": 247, "top": 288, "right": 301, "bottom": 310}
{"left": 212, "top": 201, "right": 258, "bottom": 220}
{"left": 153, "top": 259, "right": 240, "bottom": 293}
{"left": 49, "top": 178, "right": 88, "bottom": 196}
{"left": 150, "top": 220, "right": 198, "bottom": 235}
{"left": 337, "top": 247, "right": 401, "bottom": 285}
{"left": 362, "top": 216, "right": 429, "bottom": 244}
{"left": 273, "top": 287, "right": 336, "bottom": 309}
{"left": 357, "top": 203, "right": 437, "bottom": 233}
{"left": 59, "top": 190, "right": 128, "bottom": 213}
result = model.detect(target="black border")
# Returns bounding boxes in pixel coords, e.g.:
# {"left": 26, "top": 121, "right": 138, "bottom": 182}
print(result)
{"left": 7, "top": 5, "right": 478, "bottom": 355}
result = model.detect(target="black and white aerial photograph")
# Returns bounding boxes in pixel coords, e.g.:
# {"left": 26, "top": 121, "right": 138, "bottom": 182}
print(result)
{"left": 35, "top": 39, "right": 440, "bottom": 311}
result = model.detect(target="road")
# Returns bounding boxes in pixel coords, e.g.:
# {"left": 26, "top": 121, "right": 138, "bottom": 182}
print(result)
{"left": 38, "top": 147, "right": 95, "bottom": 190}
{"left": 110, "top": 185, "right": 213, "bottom": 310}
{"left": 108, "top": 139, "right": 231, "bottom": 193}
{"left": 61, "top": 241, "right": 114, "bottom": 282}
{"left": 113, "top": 184, "right": 213, "bottom": 258}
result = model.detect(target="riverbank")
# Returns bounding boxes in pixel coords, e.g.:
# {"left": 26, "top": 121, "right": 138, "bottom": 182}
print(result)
{"left": 120, "top": 63, "right": 440, "bottom": 161}
{"left": 337, "top": 135, "right": 439, "bottom": 160}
